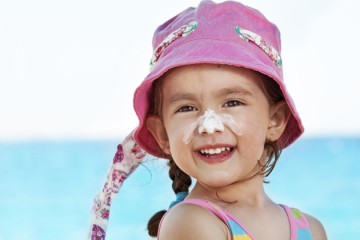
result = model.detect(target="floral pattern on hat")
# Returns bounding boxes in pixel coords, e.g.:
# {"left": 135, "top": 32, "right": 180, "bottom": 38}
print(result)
{"left": 150, "top": 21, "right": 197, "bottom": 70}
{"left": 235, "top": 26, "right": 282, "bottom": 67}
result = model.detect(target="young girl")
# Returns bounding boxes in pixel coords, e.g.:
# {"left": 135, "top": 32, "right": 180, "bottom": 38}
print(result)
{"left": 90, "top": 1, "right": 327, "bottom": 239}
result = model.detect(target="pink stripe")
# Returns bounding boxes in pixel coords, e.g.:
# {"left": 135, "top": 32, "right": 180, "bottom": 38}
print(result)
{"left": 281, "top": 205, "right": 297, "bottom": 240}
{"left": 280, "top": 204, "right": 311, "bottom": 240}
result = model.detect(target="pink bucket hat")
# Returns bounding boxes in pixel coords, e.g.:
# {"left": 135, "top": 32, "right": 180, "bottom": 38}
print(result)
{"left": 133, "top": 0, "right": 304, "bottom": 157}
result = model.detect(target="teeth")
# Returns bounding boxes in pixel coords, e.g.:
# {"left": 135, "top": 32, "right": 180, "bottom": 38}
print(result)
{"left": 199, "top": 147, "right": 231, "bottom": 155}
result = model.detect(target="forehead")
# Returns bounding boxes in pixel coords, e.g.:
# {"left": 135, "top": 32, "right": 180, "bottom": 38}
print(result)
{"left": 161, "top": 64, "right": 264, "bottom": 94}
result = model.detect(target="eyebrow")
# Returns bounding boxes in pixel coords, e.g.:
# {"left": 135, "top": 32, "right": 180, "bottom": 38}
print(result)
{"left": 215, "top": 87, "right": 253, "bottom": 98}
{"left": 169, "top": 92, "right": 196, "bottom": 105}
{"left": 168, "top": 87, "right": 253, "bottom": 105}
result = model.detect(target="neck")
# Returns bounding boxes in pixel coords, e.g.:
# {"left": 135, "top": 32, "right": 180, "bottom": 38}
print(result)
{"left": 189, "top": 175, "right": 270, "bottom": 208}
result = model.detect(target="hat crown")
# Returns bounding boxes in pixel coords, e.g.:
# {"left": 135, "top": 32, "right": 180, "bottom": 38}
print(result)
{"left": 152, "top": 1, "right": 281, "bottom": 67}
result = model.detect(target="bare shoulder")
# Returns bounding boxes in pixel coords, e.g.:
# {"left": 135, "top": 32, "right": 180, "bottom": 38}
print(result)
{"left": 158, "top": 203, "right": 229, "bottom": 240}
{"left": 304, "top": 213, "right": 327, "bottom": 240}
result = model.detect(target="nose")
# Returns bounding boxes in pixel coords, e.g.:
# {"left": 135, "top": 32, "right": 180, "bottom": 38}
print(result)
{"left": 198, "top": 109, "right": 225, "bottom": 134}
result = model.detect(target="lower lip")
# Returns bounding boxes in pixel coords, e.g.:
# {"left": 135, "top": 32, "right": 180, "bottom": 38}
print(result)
{"left": 195, "top": 150, "right": 234, "bottom": 164}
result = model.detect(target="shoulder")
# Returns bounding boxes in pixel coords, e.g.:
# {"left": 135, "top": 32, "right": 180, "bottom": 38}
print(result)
{"left": 158, "top": 202, "right": 230, "bottom": 240}
{"left": 303, "top": 213, "right": 327, "bottom": 240}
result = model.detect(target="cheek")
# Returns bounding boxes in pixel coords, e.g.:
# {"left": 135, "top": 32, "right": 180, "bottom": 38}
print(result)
{"left": 167, "top": 133, "right": 193, "bottom": 175}
{"left": 165, "top": 113, "right": 197, "bottom": 138}
{"left": 234, "top": 114, "right": 268, "bottom": 157}
{"left": 165, "top": 118, "right": 193, "bottom": 151}
{"left": 232, "top": 111, "right": 269, "bottom": 134}
{"left": 165, "top": 121, "right": 197, "bottom": 175}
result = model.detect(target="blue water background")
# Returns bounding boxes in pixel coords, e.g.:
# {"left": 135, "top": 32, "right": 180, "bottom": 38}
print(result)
{"left": 0, "top": 137, "right": 359, "bottom": 239}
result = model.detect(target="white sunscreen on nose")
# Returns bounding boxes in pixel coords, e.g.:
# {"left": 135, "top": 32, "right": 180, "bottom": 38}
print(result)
{"left": 183, "top": 109, "right": 243, "bottom": 144}
{"left": 198, "top": 109, "right": 224, "bottom": 134}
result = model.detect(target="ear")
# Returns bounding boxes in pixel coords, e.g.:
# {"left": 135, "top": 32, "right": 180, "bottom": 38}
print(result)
{"left": 146, "top": 115, "right": 171, "bottom": 155}
{"left": 267, "top": 101, "right": 291, "bottom": 141}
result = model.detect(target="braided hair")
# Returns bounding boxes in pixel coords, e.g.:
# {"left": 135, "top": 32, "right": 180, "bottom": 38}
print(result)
{"left": 147, "top": 158, "right": 192, "bottom": 237}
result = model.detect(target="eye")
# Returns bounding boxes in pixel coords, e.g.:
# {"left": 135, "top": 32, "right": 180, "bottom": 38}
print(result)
{"left": 175, "top": 105, "right": 198, "bottom": 113}
{"left": 224, "top": 100, "right": 243, "bottom": 107}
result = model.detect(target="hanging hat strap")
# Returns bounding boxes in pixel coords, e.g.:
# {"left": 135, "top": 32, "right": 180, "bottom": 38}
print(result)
{"left": 88, "top": 131, "right": 147, "bottom": 240}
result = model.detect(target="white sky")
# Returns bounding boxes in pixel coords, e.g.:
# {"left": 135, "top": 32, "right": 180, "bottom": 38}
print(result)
{"left": 0, "top": 0, "right": 359, "bottom": 141}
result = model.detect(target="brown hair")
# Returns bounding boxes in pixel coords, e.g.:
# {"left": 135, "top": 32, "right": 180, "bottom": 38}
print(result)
{"left": 147, "top": 158, "right": 192, "bottom": 237}
{"left": 146, "top": 68, "right": 287, "bottom": 237}
{"left": 256, "top": 74, "right": 286, "bottom": 177}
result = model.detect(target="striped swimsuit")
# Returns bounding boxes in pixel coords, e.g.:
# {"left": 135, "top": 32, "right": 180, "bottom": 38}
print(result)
{"left": 159, "top": 199, "right": 312, "bottom": 240}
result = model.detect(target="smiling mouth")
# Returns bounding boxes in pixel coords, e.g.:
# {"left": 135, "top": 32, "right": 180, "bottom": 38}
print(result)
{"left": 198, "top": 147, "right": 234, "bottom": 157}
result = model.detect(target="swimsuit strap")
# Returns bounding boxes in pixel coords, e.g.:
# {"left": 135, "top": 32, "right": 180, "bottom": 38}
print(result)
{"left": 180, "top": 199, "right": 254, "bottom": 240}
{"left": 281, "top": 205, "right": 313, "bottom": 240}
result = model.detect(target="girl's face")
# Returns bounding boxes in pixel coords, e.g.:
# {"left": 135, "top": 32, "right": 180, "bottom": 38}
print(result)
{"left": 147, "top": 64, "right": 288, "bottom": 188}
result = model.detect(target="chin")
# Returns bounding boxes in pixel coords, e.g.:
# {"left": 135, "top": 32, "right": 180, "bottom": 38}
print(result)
{"left": 198, "top": 173, "right": 239, "bottom": 188}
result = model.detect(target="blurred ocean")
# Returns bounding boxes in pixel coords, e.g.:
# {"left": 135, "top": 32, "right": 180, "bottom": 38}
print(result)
{"left": 0, "top": 136, "right": 359, "bottom": 239}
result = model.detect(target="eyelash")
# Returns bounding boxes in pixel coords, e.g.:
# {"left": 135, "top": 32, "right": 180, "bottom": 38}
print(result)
{"left": 175, "top": 100, "right": 243, "bottom": 113}
{"left": 175, "top": 105, "right": 198, "bottom": 113}
{"left": 224, "top": 100, "right": 243, "bottom": 107}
